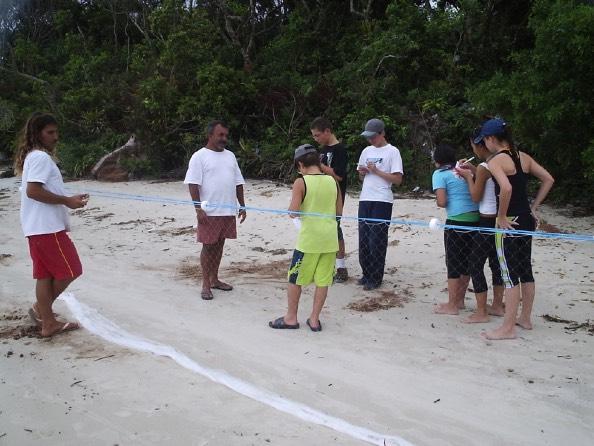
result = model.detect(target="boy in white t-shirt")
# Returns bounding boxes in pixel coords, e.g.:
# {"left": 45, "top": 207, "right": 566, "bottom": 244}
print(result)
{"left": 184, "top": 120, "right": 246, "bottom": 300}
{"left": 14, "top": 113, "right": 89, "bottom": 337}
{"left": 356, "top": 119, "right": 403, "bottom": 290}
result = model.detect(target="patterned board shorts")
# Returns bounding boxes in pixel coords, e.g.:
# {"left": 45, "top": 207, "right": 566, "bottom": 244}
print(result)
{"left": 288, "top": 250, "right": 336, "bottom": 287}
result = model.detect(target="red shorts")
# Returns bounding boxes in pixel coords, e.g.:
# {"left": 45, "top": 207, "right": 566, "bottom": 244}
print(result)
{"left": 27, "top": 231, "right": 83, "bottom": 280}
{"left": 197, "top": 216, "right": 237, "bottom": 245}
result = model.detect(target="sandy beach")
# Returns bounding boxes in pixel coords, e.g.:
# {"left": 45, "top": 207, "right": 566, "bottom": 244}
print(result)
{"left": 1, "top": 177, "right": 593, "bottom": 445}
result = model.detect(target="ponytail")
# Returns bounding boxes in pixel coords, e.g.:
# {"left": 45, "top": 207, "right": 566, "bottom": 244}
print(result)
{"left": 493, "top": 125, "right": 520, "bottom": 163}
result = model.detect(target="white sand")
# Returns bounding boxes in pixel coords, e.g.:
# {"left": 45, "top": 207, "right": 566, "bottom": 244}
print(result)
{"left": 1, "top": 177, "right": 593, "bottom": 445}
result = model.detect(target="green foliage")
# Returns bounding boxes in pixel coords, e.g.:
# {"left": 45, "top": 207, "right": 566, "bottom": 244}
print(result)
{"left": 582, "top": 139, "right": 594, "bottom": 181}
{"left": 119, "top": 157, "right": 156, "bottom": 178}
{"left": 58, "top": 131, "right": 126, "bottom": 177}
{"left": 470, "top": 0, "right": 594, "bottom": 203}
{"left": 0, "top": 0, "right": 591, "bottom": 206}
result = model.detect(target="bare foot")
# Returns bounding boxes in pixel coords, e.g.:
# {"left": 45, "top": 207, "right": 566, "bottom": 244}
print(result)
{"left": 201, "top": 289, "right": 214, "bottom": 300}
{"left": 434, "top": 303, "right": 459, "bottom": 315}
{"left": 41, "top": 321, "right": 80, "bottom": 338}
{"left": 481, "top": 326, "right": 516, "bottom": 340}
{"left": 487, "top": 305, "right": 505, "bottom": 317}
{"left": 211, "top": 281, "right": 233, "bottom": 291}
{"left": 463, "top": 313, "right": 490, "bottom": 324}
{"left": 31, "top": 304, "right": 60, "bottom": 320}
{"left": 516, "top": 319, "right": 533, "bottom": 330}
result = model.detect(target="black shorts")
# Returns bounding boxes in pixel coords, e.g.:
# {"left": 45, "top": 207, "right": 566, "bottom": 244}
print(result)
{"left": 444, "top": 219, "right": 477, "bottom": 279}
{"left": 495, "top": 213, "right": 536, "bottom": 288}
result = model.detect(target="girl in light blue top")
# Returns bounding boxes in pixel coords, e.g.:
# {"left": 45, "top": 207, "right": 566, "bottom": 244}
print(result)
{"left": 431, "top": 144, "right": 481, "bottom": 318}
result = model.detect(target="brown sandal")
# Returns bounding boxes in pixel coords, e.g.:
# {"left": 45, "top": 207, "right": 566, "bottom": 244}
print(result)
{"left": 29, "top": 306, "right": 61, "bottom": 326}
{"left": 28, "top": 308, "right": 42, "bottom": 326}
{"left": 42, "top": 322, "right": 80, "bottom": 338}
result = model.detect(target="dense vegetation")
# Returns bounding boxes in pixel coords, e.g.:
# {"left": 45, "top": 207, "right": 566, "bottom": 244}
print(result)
{"left": 1, "top": 0, "right": 593, "bottom": 204}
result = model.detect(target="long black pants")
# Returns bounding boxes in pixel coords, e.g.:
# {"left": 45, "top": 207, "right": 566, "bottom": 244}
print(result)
{"left": 358, "top": 201, "right": 393, "bottom": 286}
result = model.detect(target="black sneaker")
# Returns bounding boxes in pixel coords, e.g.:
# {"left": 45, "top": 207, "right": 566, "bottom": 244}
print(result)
{"left": 363, "top": 282, "right": 380, "bottom": 291}
{"left": 356, "top": 277, "right": 367, "bottom": 286}
{"left": 335, "top": 268, "right": 348, "bottom": 283}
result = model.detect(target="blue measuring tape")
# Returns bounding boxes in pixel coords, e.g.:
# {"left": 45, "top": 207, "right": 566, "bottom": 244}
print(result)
{"left": 66, "top": 187, "right": 594, "bottom": 243}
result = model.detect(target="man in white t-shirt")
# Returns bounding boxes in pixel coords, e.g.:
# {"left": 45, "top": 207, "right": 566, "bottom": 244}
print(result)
{"left": 184, "top": 120, "right": 246, "bottom": 300}
{"left": 356, "top": 118, "right": 404, "bottom": 290}
{"left": 14, "top": 113, "right": 89, "bottom": 337}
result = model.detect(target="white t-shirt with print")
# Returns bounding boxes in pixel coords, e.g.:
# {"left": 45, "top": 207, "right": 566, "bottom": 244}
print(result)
{"left": 184, "top": 147, "right": 245, "bottom": 216}
{"left": 20, "top": 150, "right": 70, "bottom": 236}
{"left": 358, "top": 144, "right": 404, "bottom": 203}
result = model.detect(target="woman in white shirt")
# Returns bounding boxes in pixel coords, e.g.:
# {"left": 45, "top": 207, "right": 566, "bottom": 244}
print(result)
{"left": 456, "top": 132, "right": 505, "bottom": 321}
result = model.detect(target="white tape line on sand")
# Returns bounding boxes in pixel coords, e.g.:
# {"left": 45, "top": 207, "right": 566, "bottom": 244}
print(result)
{"left": 62, "top": 293, "right": 414, "bottom": 446}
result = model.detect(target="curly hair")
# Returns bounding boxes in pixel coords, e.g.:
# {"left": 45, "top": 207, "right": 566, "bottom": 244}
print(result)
{"left": 13, "top": 113, "right": 58, "bottom": 175}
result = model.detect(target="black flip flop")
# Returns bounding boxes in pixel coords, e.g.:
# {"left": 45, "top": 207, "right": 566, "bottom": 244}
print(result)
{"left": 269, "top": 316, "right": 299, "bottom": 329}
{"left": 306, "top": 318, "right": 322, "bottom": 332}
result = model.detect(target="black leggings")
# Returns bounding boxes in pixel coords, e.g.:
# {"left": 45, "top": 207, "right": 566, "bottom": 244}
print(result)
{"left": 468, "top": 216, "right": 503, "bottom": 294}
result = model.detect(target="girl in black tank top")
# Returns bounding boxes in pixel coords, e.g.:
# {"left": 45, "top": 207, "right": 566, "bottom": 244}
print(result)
{"left": 475, "top": 118, "right": 554, "bottom": 340}
{"left": 491, "top": 150, "right": 531, "bottom": 217}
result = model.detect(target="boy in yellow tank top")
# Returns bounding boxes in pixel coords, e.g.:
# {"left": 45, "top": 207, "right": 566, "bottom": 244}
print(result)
{"left": 269, "top": 144, "right": 343, "bottom": 332}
